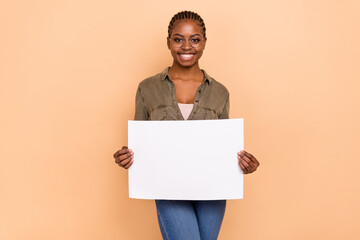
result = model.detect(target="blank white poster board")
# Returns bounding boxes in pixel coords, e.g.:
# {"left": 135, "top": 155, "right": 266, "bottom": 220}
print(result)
{"left": 128, "top": 119, "right": 244, "bottom": 200}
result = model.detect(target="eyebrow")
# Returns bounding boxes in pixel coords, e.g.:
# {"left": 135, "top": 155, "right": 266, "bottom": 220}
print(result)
{"left": 172, "top": 33, "right": 202, "bottom": 38}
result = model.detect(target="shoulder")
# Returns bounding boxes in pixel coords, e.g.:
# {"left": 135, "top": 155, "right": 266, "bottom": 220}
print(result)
{"left": 210, "top": 78, "right": 229, "bottom": 95}
{"left": 138, "top": 68, "right": 167, "bottom": 90}
{"left": 204, "top": 71, "right": 229, "bottom": 98}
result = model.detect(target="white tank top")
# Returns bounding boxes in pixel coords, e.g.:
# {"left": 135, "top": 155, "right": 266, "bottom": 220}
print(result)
{"left": 178, "top": 103, "right": 194, "bottom": 120}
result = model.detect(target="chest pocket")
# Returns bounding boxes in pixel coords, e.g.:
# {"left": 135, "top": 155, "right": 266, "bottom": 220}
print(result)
{"left": 204, "top": 108, "right": 218, "bottom": 119}
{"left": 191, "top": 107, "right": 218, "bottom": 120}
{"left": 149, "top": 106, "right": 177, "bottom": 120}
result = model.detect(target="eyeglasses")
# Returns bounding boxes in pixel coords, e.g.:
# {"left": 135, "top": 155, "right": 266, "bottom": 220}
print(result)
{"left": 168, "top": 37, "right": 205, "bottom": 48}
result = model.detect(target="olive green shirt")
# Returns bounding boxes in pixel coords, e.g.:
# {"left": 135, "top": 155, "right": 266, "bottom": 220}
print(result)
{"left": 134, "top": 67, "right": 229, "bottom": 121}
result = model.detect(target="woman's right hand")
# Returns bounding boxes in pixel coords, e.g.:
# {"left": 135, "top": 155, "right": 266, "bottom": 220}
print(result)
{"left": 113, "top": 146, "right": 134, "bottom": 169}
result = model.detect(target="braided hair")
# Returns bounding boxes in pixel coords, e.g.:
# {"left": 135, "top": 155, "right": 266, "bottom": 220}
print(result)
{"left": 168, "top": 11, "right": 206, "bottom": 38}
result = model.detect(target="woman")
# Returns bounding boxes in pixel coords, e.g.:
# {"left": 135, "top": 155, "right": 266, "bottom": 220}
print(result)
{"left": 113, "top": 11, "right": 260, "bottom": 240}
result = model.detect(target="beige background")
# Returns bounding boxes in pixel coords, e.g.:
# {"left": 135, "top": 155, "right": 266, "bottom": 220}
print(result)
{"left": 1, "top": 0, "right": 359, "bottom": 239}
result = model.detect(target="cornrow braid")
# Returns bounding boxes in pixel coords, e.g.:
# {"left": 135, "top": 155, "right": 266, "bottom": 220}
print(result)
{"left": 168, "top": 11, "right": 206, "bottom": 38}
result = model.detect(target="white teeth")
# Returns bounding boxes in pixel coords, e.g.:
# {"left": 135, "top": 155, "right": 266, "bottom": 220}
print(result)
{"left": 179, "top": 54, "right": 194, "bottom": 60}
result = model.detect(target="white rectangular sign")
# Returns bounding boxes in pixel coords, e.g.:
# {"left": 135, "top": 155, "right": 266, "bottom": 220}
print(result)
{"left": 128, "top": 119, "right": 244, "bottom": 200}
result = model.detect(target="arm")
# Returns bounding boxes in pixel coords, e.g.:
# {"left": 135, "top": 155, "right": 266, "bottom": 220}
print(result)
{"left": 218, "top": 94, "right": 229, "bottom": 119}
{"left": 134, "top": 85, "right": 149, "bottom": 120}
{"left": 219, "top": 94, "right": 259, "bottom": 173}
{"left": 114, "top": 85, "right": 148, "bottom": 169}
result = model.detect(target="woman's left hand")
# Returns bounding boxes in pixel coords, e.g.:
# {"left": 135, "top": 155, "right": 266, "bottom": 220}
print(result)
{"left": 237, "top": 150, "right": 260, "bottom": 174}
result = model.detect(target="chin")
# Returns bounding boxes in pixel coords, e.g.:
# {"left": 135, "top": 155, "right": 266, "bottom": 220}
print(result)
{"left": 180, "top": 63, "right": 197, "bottom": 68}
{"left": 176, "top": 59, "right": 199, "bottom": 68}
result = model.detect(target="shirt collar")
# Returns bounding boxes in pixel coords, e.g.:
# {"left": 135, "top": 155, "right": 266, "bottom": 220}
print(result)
{"left": 161, "top": 67, "right": 212, "bottom": 84}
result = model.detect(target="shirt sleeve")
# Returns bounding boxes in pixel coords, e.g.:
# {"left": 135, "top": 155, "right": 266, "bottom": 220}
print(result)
{"left": 134, "top": 85, "right": 149, "bottom": 120}
{"left": 218, "top": 95, "right": 229, "bottom": 119}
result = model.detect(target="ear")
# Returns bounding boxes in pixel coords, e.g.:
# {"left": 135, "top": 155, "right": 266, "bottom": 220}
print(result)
{"left": 167, "top": 37, "right": 171, "bottom": 49}
{"left": 203, "top": 37, "right": 207, "bottom": 50}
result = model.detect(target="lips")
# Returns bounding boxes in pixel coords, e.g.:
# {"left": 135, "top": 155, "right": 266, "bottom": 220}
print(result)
{"left": 178, "top": 53, "right": 195, "bottom": 61}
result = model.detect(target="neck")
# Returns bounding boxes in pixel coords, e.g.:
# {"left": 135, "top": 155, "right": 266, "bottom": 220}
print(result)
{"left": 168, "top": 61, "right": 203, "bottom": 81}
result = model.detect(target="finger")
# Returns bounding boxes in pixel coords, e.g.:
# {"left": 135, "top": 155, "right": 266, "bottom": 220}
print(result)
{"left": 118, "top": 156, "right": 133, "bottom": 167}
{"left": 240, "top": 153, "right": 258, "bottom": 170}
{"left": 238, "top": 155, "right": 251, "bottom": 171}
{"left": 239, "top": 153, "right": 253, "bottom": 167}
{"left": 240, "top": 159, "right": 257, "bottom": 174}
{"left": 115, "top": 151, "right": 132, "bottom": 164}
{"left": 118, "top": 151, "right": 133, "bottom": 161}
{"left": 123, "top": 158, "right": 134, "bottom": 169}
{"left": 238, "top": 159, "right": 245, "bottom": 170}
{"left": 113, "top": 147, "right": 129, "bottom": 158}
{"left": 241, "top": 151, "right": 259, "bottom": 165}
{"left": 238, "top": 160, "right": 249, "bottom": 174}
{"left": 242, "top": 158, "right": 257, "bottom": 172}
{"left": 242, "top": 161, "right": 252, "bottom": 172}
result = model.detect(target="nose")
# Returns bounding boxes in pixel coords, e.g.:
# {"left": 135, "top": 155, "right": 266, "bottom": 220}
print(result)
{"left": 181, "top": 39, "right": 192, "bottom": 50}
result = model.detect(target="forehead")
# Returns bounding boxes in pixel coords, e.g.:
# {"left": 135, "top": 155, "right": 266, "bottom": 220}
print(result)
{"left": 171, "top": 20, "right": 203, "bottom": 36}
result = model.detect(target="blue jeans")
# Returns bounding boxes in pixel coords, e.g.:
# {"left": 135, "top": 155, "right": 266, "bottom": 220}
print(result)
{"left": 155, "top": 199, "right": 226, "bottom": 240}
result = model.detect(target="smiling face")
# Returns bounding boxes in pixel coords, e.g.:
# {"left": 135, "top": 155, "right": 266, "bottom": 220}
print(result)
{"left": 167, "top": 20, "right": 207, "bottom": 68}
